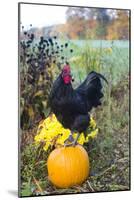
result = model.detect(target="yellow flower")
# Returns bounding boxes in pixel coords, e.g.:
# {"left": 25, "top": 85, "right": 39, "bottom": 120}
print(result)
{"left": 77, "top": 133, "right": 86, "bottom": 145}
{"left": 43, "top": 141, "right": 51, "bottom": 151}
{"left": 89, "top": 117, "right": 97, "bottom": 129}
{"left": 34, "top": 114, "right": 98, "bottom": 151}
{"left": 85, "top": 128, "right": 98, "bottom": 142}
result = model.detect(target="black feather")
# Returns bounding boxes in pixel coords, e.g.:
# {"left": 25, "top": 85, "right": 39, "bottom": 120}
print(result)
{"left": 49, "top": 70, "right": 107, "bottom": 134}
{"left": 75, "top": 71, "right": 107, "bottom": 110}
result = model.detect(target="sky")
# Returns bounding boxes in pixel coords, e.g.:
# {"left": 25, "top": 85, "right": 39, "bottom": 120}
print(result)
{"left": 20, "top": 4, "right": 68, "bottom": 29}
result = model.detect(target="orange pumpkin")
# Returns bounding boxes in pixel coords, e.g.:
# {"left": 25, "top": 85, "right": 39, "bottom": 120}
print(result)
{"left": 47, "top": 145, "right": 90, "bottom": 188}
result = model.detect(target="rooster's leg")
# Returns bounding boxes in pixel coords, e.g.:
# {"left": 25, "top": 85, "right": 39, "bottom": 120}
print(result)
{"left": 64, "top": 132, "right": 80, "bottom": 147}
{"left": 64, "top": 132, "right": 74, "bottom": 146}
{"left": 72, "top": 133, "right": 80, "bottom": 146}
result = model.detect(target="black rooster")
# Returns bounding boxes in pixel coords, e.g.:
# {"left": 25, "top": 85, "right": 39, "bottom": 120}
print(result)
{"left": 49, "top": 63, "right": 107, "bottom": 146}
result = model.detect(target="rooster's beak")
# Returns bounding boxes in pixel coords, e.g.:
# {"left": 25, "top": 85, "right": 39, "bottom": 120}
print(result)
{"left": 71, "top": 75, "right": 74, "bottom": 82}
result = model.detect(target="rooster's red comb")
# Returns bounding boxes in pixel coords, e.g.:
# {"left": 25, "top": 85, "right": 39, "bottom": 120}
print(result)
{"left": 62, "top": 64, "right": 71, "bottom": 72}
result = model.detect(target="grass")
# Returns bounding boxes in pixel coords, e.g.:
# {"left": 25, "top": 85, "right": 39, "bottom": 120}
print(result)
{"left": 19, "top": 40, "right": 130, "bottom": 197}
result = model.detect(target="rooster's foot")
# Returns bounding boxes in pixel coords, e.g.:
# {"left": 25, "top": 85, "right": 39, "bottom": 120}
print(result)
{"left": 64, "top": 140, "right": 78, "bottom": 147}
{"left": 72, "top": 140, "right": 78, "bottom": 146}
{"left": 64, "top": 133, "right": 74, "bottom": 146}
{"left": 64, "top": 143, "right": 73, "bottom": 147}
{"left": 64, "top": 132, "right": 80, "bottom": 147}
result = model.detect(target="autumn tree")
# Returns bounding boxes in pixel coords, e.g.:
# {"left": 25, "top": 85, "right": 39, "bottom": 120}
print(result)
{"left": 95, "top": 8, "right": 111, "bottom": 39}
{"left": 65, "top": 7, "right": 111, "bottom": 40}
{"left": 65, "top": 7, "right": 88, "bottom": 39}
{"left": 106, "top": 10, "right": 129, "bottom": 40}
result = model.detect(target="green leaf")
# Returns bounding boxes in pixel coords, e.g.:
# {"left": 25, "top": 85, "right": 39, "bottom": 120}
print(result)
{"left": 21, "top": 182, "right": 32, "bottom": 197}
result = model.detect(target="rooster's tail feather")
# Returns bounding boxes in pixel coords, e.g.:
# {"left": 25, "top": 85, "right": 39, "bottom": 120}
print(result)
{"left": 76, "top": 71, "right": 107, "bottom": 111}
